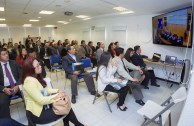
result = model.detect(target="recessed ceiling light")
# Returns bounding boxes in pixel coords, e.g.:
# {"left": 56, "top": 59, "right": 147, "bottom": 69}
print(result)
{"left": 57, "top": 21, "right": 69, "bottom": 24}
{"left": 0, "top": 24, "right": 6, "bottom": 27}
{"left": 23, "top": 24, "right": 32, "bottom": 27}
{"left": 113, "top": 6, "right": 128, "bottom": 12}
{"left": 45, "top": 25, "right": 55, "bottom": 27}
{"left": 39, "top": 10, "right": 54, "bottom": 15}
{"left": 120, "top": 11, "right": 134, "bottom": 14}
{"left": 29, "top": 19, "right": 39, "bottom": 22}
{"left": 38, "top": 17, "right": 41, "bottom": 18}
{"left": 76, "top": 15, "right": 88, "bottom": 18}
{"left": 0, "top": 18, "right": 6, "bottom": 21}
{"left": 83, "top": 18, "right": 91, "bottom": 20}
{"left": 0, "top": 7, "right": 4, "bottom": 11}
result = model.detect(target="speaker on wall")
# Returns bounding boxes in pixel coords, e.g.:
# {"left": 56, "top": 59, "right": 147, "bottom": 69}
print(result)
{"left": 181, "top": 59, "right": 191, "bottom": 85}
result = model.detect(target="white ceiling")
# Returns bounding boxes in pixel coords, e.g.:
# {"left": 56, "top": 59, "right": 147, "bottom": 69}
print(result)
{"left": 0, "top": 0, "right": 192, "bottom": 27}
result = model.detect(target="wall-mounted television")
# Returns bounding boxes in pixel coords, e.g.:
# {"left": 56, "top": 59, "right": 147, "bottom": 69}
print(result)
{"left": 152, "top": 6, "right": 193, "bottom": 48}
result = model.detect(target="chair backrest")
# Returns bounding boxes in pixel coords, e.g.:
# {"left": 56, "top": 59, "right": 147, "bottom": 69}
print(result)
{"left": 171, "top": 86, "right": 187, "bottom": 103}
{"left": 50, "top": 55, "right": 61, "bottom": 64}
{"left": 82, "top": 58, "right": 92, "bottom": 68}
{"left": 44, "top": 77, "right": 53, "bottom": 89}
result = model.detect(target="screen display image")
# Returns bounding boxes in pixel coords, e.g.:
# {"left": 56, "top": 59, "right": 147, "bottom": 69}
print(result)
{"left": 152, "top": 7, "right": 193, "bottom": 48}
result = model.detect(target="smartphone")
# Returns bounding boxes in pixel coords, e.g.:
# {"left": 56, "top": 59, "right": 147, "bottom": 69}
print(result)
{"left": 10, "top": 89, "right": 14, "bottom": 93}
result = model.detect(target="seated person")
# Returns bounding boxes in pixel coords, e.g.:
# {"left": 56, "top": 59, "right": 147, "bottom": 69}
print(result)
{"left": 132, "top": 45, "right": 160, "bottom": 87}
{"left": 97, "top": 52, "right": 129, "bottom": 111}
{"left": 107, "top": 42, "right": 116, "bottom": 58}
{"left": 112, "top": 47, "right": 145, "bottom": 105}
{"left": 28, "top": 48, "right": 46, "bottom": 78}
{"left": 124, "top": 48, "right": 150, "bottom": 89}
{"left": 96, "top": 42, "right": 105, "bottom": 63}
{"left": 62, "top": 45, "right": 100, "bottom": 104}
{"left": 16, "top": 47, "right": 27, "bottom": 68}
{"left": 78, "top": 40, "right": 92, "bottom": 58}
{"left": 21, "top": 57, "right": 85, "bottom": 126}
{"left": 0, "top": 48, "right": 21, "bottom": 118}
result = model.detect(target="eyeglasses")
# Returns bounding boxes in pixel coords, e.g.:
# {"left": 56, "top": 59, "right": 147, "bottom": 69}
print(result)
{"left": 34, "top": 63, "right": 41, "bottom": 69}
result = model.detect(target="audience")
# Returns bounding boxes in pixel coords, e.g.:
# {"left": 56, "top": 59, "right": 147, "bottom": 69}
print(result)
{"left": 62, "top": 45, "right": 100, "bottom": 104}
{"left": 112, "top": 47, "right": 145, "bottom": 105}
{"left": 52, "top": 42, "right": 62, "bottom": 56}
{"left": 16, "top": 47, "right": 27, "bottom": 68}
{"left": 124, "top": 48, "right": 150, "bottom": 89}
{"left": 107, "top": 42, "right": 116, "bottom": 58}
{"left": 21, "top": 57, "right": 85, "bottom": 126}
{"left": 132, "top": 45, "right": 160, "bottom": 87}
{"left": 97, "top": 52, "right": 128, "bottom": 111}
{"left": 114, "top": 41, "right": 119, "bottom": 48}
{"left": 96, "top": 42, "right": 105, "bottom": 63}
{"left": 0, "top": 48, "right": 21, "bottom": 118}
{"left": 78, "top": 40, "right": 92, "bottom": 58}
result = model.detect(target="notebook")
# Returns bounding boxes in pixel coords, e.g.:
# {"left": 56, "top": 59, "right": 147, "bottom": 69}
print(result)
{"left": 72, "top": 62, "right": 84, "bottom": 74}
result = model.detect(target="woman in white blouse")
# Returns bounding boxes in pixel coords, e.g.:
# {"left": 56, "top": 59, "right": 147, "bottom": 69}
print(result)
{"left": 96, "top": 52, "right": 128, "bottom": 111}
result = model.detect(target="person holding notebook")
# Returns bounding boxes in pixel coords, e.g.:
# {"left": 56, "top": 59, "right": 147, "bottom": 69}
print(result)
{"left": 62, "top": 45, "right": 100, "bottom": 104}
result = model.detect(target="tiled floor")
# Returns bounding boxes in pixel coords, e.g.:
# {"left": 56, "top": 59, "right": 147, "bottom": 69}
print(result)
{"left": 10, "top": 70, "right": 184, "bottom": 126}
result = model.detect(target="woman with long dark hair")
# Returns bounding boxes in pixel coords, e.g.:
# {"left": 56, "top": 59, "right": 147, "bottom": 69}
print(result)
{"left": 96, "top": 52, "right": 128, "bottom": 111}
{"left": 124, "top": 48, "right": 150, "bottom": 89}
{"left": 16, "top": 47, "right": 27, "bottom": 68}
{"left": 21, "top": 57, "right": 85, "bottom": 126}
{"left": 107, "top": 42, "right": 116, "bottom": 58}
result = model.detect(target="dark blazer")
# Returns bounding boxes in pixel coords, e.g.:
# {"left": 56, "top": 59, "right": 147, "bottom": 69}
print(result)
{"left": 51, "top": 47, "right": 62, "bottom": 56}
{"left": 0, "top": 60, "right": 21, "bottom": 91}
{"left": 39, "top": 47, "right": 53, "bottom": 60}
{"left": 62, "top": 54, "right": 81, "bottom": 75}
{"left": 131, "top": 53, "right": 146, "bottom": 69}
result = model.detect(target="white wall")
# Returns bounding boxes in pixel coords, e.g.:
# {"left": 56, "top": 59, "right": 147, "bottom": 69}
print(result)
{"left": 55, "top": 15, "right": 193, "bottom": 61}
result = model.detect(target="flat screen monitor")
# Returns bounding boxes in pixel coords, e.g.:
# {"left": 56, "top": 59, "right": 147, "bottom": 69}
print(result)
{"left": 152, "top": 7, "right": 193, "bottom": 48}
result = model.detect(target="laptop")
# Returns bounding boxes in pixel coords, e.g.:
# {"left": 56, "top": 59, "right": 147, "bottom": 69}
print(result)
{"left": 164, "top": 55, "right": 177, "bottom": 65}
{"left": 147, "top": 53, "right": 161, "bottom": 62}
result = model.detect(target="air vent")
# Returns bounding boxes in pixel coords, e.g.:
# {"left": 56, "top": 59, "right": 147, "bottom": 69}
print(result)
{"left": 64, "top": 11, "right": 73, "bottom": 16}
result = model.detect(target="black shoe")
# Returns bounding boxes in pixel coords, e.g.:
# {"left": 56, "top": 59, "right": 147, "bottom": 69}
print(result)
{"left": 144, "top": 86, "right": 149, "bottom": 89}
{"left": 151, "top": 83, "right": 160, "bottom": 87}
{"left": 117, "top": 103, "right": 127, "bottom": 111}
{"left": 71, "top": 95, "right": 76, "bottom": 104}
{"left": 91, "top": 91, "right": 101, "bottom": 97}
{"left": 136, "top": 100, "right": 145, "bottom": 106}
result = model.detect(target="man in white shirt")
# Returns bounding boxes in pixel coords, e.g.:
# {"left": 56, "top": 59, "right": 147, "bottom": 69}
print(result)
{"left": 112, "top": 47, "right": 145, "bottom": 105}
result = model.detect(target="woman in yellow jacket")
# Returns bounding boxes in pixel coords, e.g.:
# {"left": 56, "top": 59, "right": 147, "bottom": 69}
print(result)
{"left": 21, "top": 57, "right": 84, "bottom": 126}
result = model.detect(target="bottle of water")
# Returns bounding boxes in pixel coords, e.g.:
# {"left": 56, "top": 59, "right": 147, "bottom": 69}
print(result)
{"left": 41, "top": 89, "right": 50, "bottom": 110}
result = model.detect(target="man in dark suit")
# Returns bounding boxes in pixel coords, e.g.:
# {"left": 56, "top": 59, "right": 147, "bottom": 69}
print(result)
{"left": 0, "top": 48, "right": 21, "bottom": 118}
{"left": 62, "top": 45, "right": 100, "bottom": 104}
{"left": 39, "top": 42, "right": 53, "bottom": 71}
{"left": 132, "top": 45, "right": 160, "bottom": 87}
{"left": 51, "top": 42, "right": 62, "bottom": 56}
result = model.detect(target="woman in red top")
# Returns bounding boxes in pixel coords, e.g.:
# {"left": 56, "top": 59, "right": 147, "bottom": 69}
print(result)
{"left": 16, "top": 47, "right": 27, "bottom": 68}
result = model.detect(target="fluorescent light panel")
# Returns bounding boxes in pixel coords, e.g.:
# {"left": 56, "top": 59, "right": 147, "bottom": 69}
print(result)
{"left": 120, "top": 11, "right": 134, "bottom": 14}
{"left": 23, "top": 24, "right": 32, "bottom": 27}
{"left": 83, "top": 18, "right": 91, "bottom": 20}
{"left": 113, "top": 6, "right": 128, "bottom": 12}
{"left": 0, "top": 7, "right": 4, "bottom": 11}
{"left": 29, "top": 19, "right": 39, "bottom": 22}
{"left": 57, "top": 21, "right": 69, "bottom": 24}
{"left": 76, "top": 15, "right": 88, "bottom": 18}
{"left": 0, "top": 24, "right": 6, "bottom": 27}
{"left": 39, "top": 10, "right": 54, "bottom": 14}
{"left": 0, "top": 18, "right": 5, "bottom": 21}
{"left": 45, "top": 25, "right": 55, "bottom": 27}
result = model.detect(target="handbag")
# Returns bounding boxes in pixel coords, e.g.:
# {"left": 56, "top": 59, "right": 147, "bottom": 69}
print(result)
{"left": 52, "top": 94, "right": 71, "bottom": 115}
